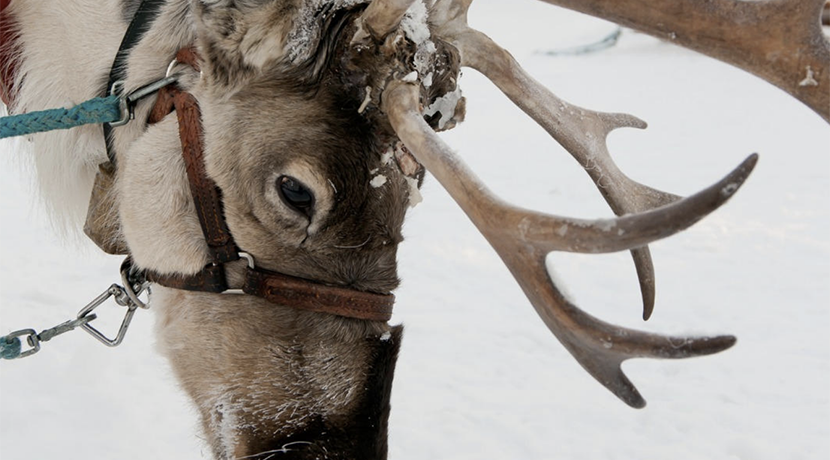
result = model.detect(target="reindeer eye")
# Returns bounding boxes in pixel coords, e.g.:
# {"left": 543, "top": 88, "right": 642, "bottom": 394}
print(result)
{"left": 277, "top": 175, "right": 314, "bottom": 217}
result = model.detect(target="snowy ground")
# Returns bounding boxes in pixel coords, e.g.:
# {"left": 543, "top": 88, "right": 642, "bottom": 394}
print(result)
{"left": 1, "top": 1, "right": 828, "bottom": 459}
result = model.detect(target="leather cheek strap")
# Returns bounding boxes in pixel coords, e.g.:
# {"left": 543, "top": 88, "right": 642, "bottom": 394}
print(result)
{"left": 144, "top": 84, "right": 237, "bottom": 293}
{"left": 174, "top": 90, "right": 239, "bottom": 264}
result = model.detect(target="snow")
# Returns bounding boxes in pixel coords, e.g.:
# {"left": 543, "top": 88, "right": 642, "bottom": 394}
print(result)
{"left": 799, "top": 66, "right": 819, "bottom": 87}
{"left": 358, "top": 86, "right": 373, "bottom": 113}
{"left": 401, "top": 71, "right": 419, "bottom": 83}
{"left": 721, "top": 182, "right": 740, "bottom": 197}
{"left": 380, "top": 147, "right": 394, "bottom": 166}
{"left": 399, "top": 0, "right": 430, "bottom": 45}
{"left": 405, "top": 176, "right": 423, "bottom": 208}
{"left": 424, "top": 86, "right": 463, "bottom": 130}
{"left": 1, "top": 1, "right": 829, "bottom": 459}
{"left": 371, "top": 174, "right": 388, "bottom": 188}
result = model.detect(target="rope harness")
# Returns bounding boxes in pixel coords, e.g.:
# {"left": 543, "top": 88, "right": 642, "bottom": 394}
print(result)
{"left": 1, "top": 0, "right": 394, "bottom": 359}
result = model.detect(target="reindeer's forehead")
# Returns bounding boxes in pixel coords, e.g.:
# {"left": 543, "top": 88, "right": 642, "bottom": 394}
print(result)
{"left": 226, "top": 89, "right": 383, "bottom": 168}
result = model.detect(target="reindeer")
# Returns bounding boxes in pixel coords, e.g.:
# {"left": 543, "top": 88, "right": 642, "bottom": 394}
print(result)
{"left": 1, "top": 0, "right": 827, "bottom": 458}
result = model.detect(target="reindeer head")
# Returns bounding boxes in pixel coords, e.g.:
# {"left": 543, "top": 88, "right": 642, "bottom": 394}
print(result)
{"left": 110, "top": 1, "right": 463, "bottom": 457}
{"left": 118, "top": 0, "right": 461, "bottom": 291}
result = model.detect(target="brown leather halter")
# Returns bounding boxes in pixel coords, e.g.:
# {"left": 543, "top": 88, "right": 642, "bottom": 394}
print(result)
{"left": 140, "top": 49, "right": 395, "bottom": 322}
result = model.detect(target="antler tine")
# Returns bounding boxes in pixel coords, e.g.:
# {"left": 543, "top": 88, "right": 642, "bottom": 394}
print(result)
{"left": 354, "top": 0, "right": 418, "bottom": 42}
{"left": 432, "top": 0, "right": 681, "bottom": 319}
{"left": 535, "top": 0, "right": 830, "bottom": 123}
{"left": 383, "top": 80, "right": 753, "bottom": 407}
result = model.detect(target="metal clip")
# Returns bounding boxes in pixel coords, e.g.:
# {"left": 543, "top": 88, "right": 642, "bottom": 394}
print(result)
{"left": 107, "top": 70, "right": 180, "bottom": 128}
{"left": 2, "top": 257, "right": 150, "bottom": 358}
{"left": 1, "top": 314, "right": 98, "bottom": 359}
{"left": 77, "top": 284, "right": 138, "bottom": 347}
{"left": 37, "top": 315, "right": 97, "bottom": 343}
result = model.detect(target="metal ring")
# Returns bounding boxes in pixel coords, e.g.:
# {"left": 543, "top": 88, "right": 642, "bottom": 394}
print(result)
{"left": 4, "top": 329, "right": 40, "bottom": 358}
{"left": 120, "top": 258, "right": 150, "bottom": 309}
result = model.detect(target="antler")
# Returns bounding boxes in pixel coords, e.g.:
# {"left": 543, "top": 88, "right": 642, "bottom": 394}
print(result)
{"left": 534, "top": 0, "right": 830, "bottom": 123}
{"left": 382, "top": 80, "right": 755, "bottom": 408}
{"left": 359, "top": 0, "right": 759, "bottom": 406}
{"left": 356, "top": 0, "right": 826, "bottom": 316}
{"left": 427, "top": 0, "right": 829, "bottom": 313}
{"left": 353, "top": 0, "right": 417, "bottom": 42}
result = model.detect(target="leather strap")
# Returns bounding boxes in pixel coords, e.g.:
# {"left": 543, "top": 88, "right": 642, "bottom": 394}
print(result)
{"left": 103, "top": 0, "right": 167, "bottom": 164}
{"left": 174, "top": 89, "right": 240, "bottom": 263}
{"left": 174, "top": 46, "right": 200, "bottom": 72}
{"left": 146, "top": 264, "right": 228, "bottom": 293}
{"left": 144, "top": 62, "right": 395, "bottom": 321}
{"left": 243, "top": 267, "right": 395, "bottom": 322}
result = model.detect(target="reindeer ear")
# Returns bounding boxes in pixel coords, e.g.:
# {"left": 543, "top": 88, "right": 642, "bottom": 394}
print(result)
{"left": 194, "top": 0, "right": 298, "bottom": 86}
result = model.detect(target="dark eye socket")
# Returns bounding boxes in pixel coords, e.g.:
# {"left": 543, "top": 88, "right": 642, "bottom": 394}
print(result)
{"left": 277, "top": 175, "right": 315, "bottom": 218}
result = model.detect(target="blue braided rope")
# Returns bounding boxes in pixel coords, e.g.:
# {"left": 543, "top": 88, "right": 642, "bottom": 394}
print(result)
{"left": 0, "top": 336, "right": 22, "bottom": 360}
{"left": 0, "top": 95, "right": 122, "bottom": 140}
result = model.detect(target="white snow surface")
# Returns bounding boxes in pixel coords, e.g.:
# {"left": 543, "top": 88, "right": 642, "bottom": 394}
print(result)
{"left": 1, "top": 2, "right": 829, "bottom": 459}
